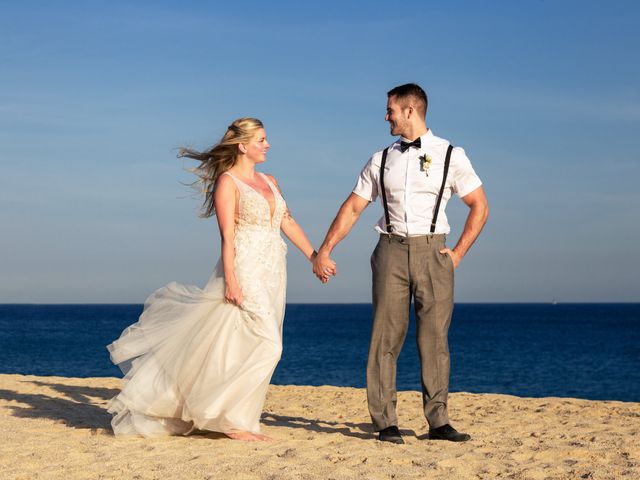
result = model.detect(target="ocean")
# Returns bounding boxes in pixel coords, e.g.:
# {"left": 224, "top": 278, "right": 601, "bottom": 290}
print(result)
{"left": 0, "top": 303, "right": 638, "bottom": 402}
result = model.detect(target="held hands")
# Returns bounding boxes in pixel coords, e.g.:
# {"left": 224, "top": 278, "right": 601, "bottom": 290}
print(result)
{"left": 224, "top": 280, "right": 244, "bottom": 306}
{"left": 440, "top": 248, "right": 461, "bottom": 269}
{"left": 312, "top": 250, "right": 337, "bottom": 284}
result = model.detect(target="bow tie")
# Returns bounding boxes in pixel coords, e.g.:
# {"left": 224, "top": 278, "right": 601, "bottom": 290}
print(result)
{"left": 400, "top": 138, "right": 421, "bottom": 152}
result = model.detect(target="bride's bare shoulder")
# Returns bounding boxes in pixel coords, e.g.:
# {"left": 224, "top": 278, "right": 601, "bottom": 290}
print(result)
{"left": 215, "top": 172, "right": 239, "bottom": 196}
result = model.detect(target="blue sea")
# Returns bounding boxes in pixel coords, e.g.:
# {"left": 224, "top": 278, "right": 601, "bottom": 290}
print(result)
{"left": 0, "top": 303, "right": 638, "bottom": 402}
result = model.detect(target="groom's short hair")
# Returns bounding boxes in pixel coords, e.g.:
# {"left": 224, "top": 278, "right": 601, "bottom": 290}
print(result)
{"left": 387, "top": 83, "right": 428, "bottom": 119}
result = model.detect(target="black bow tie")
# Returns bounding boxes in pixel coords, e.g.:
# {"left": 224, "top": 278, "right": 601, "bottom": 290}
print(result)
{"left": 400, "top": 138, "right": 421, "bottom": 152}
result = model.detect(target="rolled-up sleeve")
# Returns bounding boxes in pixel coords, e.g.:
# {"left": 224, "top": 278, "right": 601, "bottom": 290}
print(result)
{"left": 352, "top": 156, "right": 378, "bottom": 202}
{"left": 450, "top": 147, "right": 482, "bottom": 198}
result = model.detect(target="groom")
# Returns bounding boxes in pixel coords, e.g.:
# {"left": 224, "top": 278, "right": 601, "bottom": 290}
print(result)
{"left": 313, "top": 83, "right": 488, "bottom": 444}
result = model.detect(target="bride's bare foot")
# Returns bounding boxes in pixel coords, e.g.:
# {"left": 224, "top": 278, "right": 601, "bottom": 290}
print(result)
{"left": 225, "top": 431, "right": 273, "bottom": 442}
{"left": 254, "top": 433, "right": 273, "bottom": 442}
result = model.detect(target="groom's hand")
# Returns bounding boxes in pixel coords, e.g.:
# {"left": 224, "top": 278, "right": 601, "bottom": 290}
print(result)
{"left": 312, "top": 250, "right": 337, "bottom": 283}
{"left": 439, "top": 248, "right": 461, "bottom": 269}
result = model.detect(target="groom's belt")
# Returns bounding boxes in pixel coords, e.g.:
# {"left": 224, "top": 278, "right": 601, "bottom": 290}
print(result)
{"left": 382, "top": 233, "right": 446, "bottom": 246}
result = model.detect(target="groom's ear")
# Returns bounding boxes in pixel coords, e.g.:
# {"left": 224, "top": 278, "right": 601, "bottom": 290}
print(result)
{"left": 404, "top": 103, "right": 417, "bottom": 119}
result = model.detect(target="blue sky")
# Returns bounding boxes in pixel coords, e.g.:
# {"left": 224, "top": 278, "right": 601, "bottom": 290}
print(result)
{"left": 1, "top": 1, "right": 638, "bottom": 303}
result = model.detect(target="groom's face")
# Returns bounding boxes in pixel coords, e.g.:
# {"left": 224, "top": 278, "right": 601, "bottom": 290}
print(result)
{"left": 386, "top": 96, "right": 409, "bottom": 137}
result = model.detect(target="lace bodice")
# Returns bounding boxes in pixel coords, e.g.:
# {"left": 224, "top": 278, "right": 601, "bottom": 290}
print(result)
{"left": 223, "top": 172, "right": 286, "bottom": 231}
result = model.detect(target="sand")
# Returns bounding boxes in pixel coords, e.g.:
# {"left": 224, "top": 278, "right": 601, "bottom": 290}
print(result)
{"left": 0, "top": 374, "right": 638, "bottom": 479}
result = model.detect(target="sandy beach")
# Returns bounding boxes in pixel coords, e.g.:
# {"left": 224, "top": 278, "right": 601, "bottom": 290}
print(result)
{"left": 0, "top": 374, "right": 638, "bottom": 479}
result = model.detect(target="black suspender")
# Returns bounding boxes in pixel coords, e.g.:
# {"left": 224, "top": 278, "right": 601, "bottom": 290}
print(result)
{"left": 431, "top": 144, "right": 453, "bottom": 233}
{"left": 379, "top": 143, "right": 453, "bottom": 235}
{"left": 379, "top": 147, "right": 392, "bottom": 233}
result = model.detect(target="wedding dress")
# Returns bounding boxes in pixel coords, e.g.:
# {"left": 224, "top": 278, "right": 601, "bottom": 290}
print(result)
{"left": 107, "top": 172, "right": 287, "bottom": 436}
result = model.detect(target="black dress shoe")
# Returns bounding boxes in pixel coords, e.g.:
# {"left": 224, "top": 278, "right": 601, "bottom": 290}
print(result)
{"left": 378, "top": 426, "right": 404, "bottom": 444}
{"left": 428, "top": 424, "right": 471, "bottom": 442}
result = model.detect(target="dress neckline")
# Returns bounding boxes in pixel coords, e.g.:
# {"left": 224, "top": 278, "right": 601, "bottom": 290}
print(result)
{"left": 223, "top": 171, "right": 278, "bottom": 224}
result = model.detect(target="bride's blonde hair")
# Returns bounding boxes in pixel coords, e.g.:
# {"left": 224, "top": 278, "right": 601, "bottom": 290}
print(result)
{"left": 178, "top": 117, "right": 264, "bottom": 218}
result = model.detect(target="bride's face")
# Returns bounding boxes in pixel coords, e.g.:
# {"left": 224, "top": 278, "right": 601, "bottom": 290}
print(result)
{"left": 243, "top": 128, "right": 270, "bottom": 164}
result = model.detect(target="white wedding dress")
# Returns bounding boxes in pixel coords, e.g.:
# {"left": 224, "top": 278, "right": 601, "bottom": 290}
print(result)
{"left": 107, "top": 172, "right": 287, "bottom": 436}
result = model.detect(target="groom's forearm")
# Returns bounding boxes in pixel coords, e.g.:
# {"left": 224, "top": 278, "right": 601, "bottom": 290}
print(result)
{"left": 452, "top": 186, "right": 489, "bottom": 260}
{"left": 318, "top": 193, "right": 370, "bottom": 255}
{"left": 317, "top": 216, "right": 352, "bottom": 255}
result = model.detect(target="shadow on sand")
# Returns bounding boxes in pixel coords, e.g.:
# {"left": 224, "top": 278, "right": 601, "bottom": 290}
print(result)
{"left": 260, "top": 412, "right": 414, "bottom": 440}
{"left": 1, "top": 380, "right": 400, "bottom": 441}
{"left": 0, "top": 379, "right": 119, "bottom": 432}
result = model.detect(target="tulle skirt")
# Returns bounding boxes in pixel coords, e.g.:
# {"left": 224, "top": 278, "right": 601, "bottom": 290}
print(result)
{"left": 107, "top": 246, "right": 286, "bottom": 437}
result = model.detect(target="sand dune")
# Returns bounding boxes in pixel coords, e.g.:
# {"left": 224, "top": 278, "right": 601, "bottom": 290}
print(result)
{"left": 0, "top": 374, "right": 638, "bottom": 479}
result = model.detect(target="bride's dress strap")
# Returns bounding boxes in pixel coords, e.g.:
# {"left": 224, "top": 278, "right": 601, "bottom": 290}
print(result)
{"left": 221, "top": 171, "right": 238, "bottom": 182}
{"left": 258, "top": 172, "right": 282, "bottom": 198}
{"left": 221, "top": 171, "right": 247, "bottom": 191}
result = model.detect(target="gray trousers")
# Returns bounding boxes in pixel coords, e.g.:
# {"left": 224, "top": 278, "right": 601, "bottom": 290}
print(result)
{"left": 367, "top": 233, "right": 454, "bottom": 431}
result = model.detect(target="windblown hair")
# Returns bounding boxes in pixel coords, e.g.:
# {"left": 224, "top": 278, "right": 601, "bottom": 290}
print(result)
{"left": 178, "top": 117, "right": 264, "bottom": 218}
{"left": 387, "top": 83, "right": 428, "bottom": 118}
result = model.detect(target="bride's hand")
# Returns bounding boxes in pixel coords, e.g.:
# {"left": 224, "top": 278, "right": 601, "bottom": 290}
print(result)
{"left": 224, "top": 281, "right": 244, "bottom": 306}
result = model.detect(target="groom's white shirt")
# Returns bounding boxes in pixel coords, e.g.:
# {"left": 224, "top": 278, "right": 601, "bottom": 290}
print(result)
{"left": 352, "top": 130, "right": 482, "bottom": 236}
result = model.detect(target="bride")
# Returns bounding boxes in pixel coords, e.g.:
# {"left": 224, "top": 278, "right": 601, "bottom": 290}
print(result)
{"left": 107, "top": 118, "right": 327, "bottom": 441}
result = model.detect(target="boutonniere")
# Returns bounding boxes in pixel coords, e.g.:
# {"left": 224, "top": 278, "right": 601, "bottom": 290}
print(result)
{"left": 420, "top": 154, "right": 432, "bottom": 176}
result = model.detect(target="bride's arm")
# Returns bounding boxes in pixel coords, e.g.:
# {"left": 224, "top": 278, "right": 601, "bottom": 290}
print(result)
{"left": 265, "top": 174, "right": 316, "bottom": 263}
{"left": 214, "top": 174, "right": 243, "bottom": 305}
